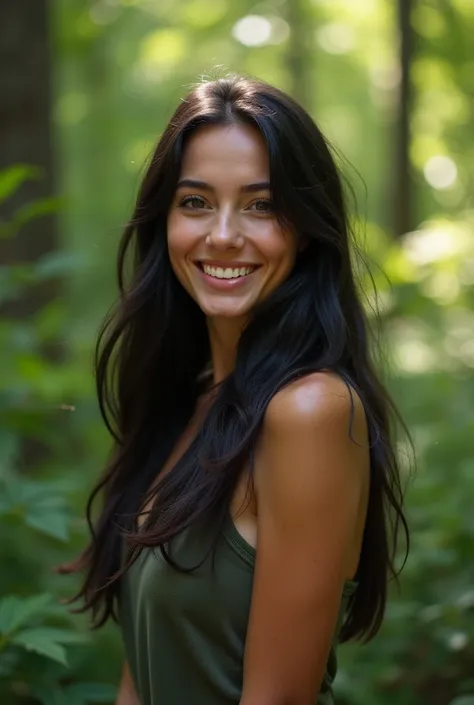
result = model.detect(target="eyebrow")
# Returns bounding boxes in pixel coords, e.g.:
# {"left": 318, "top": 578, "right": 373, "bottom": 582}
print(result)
{"left": 176, "top": 179, "right": 271, "bottom": 193}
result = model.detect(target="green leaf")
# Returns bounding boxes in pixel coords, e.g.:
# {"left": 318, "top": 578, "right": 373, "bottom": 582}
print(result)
{"left": 29, "top": 627, "right": 87, "bottom": 645}
{"left": 65, "top": 682, "right": 118, "bottom": 703}
{"left": 450, "top": 698, "right": 474, "bottom": 705}
{"left": 25, "top": 507, "right": 70, "bottom": 541}
{"left": 14, "top": 196, "right": 64, "bottom": 227}
{"left": 31, "top": 686, "right": 70, "bottom": 705}
{"left": 0, "top": 646, "right": 19, "bottom": 678}
{"left": 11, "top": 627, "right": 68, "bottom": 666}
{"left": 0, "top": 165, "right": 39, "bottom": 202}
{"left": 0, "top": 196, "right": 64, "bottom": 239}
{"left": 0, "top": 594, "right": 53, "bottom": 635}
{"left": 0, "top": 476, "right": 70, "bottom": 539}
{"left": 32, "top": 683, "right": 113, "bottom": 705}
{"left": 35, "top": 251, "right": 87, "bottom": 280}
{"left": 17, "top": 479, "right": 62, "bottom": 505}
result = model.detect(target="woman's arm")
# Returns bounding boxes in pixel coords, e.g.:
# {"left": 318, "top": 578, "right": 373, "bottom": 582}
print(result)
{"left": 116, "top": 661, "right": 140, "bottom": 705}
{"left": 240, "top": 372, "right": 370, "bottom": 705}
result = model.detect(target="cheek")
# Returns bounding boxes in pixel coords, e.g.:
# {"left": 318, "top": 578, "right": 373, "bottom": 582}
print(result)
{"left": 262, "top": 229, "right": 298, "bottom": 272}
{"left": 167, "top": 213, "right": 198, "bottom": 262}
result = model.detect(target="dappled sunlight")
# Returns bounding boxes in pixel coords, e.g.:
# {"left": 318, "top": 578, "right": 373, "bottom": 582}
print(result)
{"left": 316, "top": 22, "right": 356, "bottom": 54}
{"left": 231, "top": 15, "right": 289, "bottom": 47}
{"left": 452, "top": 0, "right": 474, "bottom": 16}
{"left": 232, "top": 16, "right": 272, "bottom": 47}
{"left": 89, "top": 1, "right": 121, "bottom": 25}
{"left": 423, "top": 155, "right": 458, "bottom": 190}
{"left": 55, "top": 92, "right": 89, "bottom": 126}
{"left": 443, "top": 308, "right": 474, "bottom": 367}
{"left": 390, "top": 322, "right": 442, "bottom": 374}
{"left": 177, "top": 0, "right": 228, "bottom": 29}
{"left": 403, "top": 220, "right": 472, "bottom": 266}
{"left": 421, "top": 270, "right": 461, "bottom": 306}
{"left": 411, "top": 4, "right": 446, "bottom": 39}
{"left": 140, "top": 28, "right": 187, "bottom": 74}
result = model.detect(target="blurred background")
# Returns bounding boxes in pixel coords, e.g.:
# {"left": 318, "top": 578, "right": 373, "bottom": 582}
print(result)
{"left": 1, "top": 1, "right": 473, "bottom": 704}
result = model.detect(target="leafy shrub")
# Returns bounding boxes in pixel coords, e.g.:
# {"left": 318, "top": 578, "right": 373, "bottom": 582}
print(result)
{"left": 0, "top": 166, "right": 118, "bottom": 705}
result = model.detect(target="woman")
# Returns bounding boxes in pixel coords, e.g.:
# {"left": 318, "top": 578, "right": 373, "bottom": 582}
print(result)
{"left": 69, "top": 75, "right": 409, "bottom": 705}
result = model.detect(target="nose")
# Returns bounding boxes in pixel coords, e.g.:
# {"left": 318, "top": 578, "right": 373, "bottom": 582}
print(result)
{"left": 206, "top": 211, "right": 243, "bottom": 250}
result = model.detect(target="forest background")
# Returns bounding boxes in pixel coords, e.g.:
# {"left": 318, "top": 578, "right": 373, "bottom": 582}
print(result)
{"left": 1, "top": 1, "right": 473, "bottom": 704}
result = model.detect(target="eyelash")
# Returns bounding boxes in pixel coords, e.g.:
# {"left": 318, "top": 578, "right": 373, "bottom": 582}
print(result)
{"left": 178, "top": 195, "right": 274, "bottom": 213}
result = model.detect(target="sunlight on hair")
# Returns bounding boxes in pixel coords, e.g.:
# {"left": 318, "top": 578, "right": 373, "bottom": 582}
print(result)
{"left": 423, "top": 155, "right": 458, "bottom": 190}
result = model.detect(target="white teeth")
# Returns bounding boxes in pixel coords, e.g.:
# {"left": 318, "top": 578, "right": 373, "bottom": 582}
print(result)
{"left": 202, "top": 264, "right": 255, "bottom": 279}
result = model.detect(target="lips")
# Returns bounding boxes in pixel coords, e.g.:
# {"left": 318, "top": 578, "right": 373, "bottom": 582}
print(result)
{"left": 201, "top": 263, "right": 255, "bottom": 279}
{"left": 195, "top": 261, "right": 261, "bottom": 279}
{"left": 193, "top": 260, "right": 260, "bottom": 288}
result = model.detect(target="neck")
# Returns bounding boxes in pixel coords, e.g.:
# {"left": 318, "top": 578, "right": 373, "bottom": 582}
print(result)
{"left": 206, "top": 316, "right": 246, "bottom": 385}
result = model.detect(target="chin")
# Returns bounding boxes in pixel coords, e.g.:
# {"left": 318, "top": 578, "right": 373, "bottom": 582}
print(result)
{"left": 199, "top": 302, "right": 251, "bottom": 320}
{"left": 204, "top": 309, "right": 250, "bottom": 319}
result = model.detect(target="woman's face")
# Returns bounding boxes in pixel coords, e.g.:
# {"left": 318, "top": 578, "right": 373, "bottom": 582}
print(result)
{"left": 167, "top": 123, "right": 299, "bottom": 322}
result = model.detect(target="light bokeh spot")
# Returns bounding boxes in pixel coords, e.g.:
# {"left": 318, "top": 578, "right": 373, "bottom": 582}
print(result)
{"left": 232, "top": 15, "right": 272, "bottom": 47}
{"left": 423, "top": 155, "right": 458, "bottom": 190}
{"left": 316, "top": 22, "right": 356, "bottom": 54}
{"left": 403, "top": 222, "right": 470, "bottom": 266}
{"left": 56, "top": 93, "right": 89, "bottom": 125}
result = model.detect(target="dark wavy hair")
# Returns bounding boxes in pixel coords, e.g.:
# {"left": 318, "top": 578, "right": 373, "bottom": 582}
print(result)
{"left": 66, "top": 75, "right": 410, "bottom": 643}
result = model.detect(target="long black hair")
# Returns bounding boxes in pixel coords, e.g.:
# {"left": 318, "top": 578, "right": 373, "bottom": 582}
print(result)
{"left": 67, "top": 75, "right": 410, "bottom": 642}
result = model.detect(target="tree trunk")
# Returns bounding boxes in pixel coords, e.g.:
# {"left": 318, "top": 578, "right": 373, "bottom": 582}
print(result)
{"left": 285, "top": 0, "right": 313, "bottom": 108}
{"left": 393, "top": 0, "right": 414, "bottom": 238}
{"left": 0, "top": 0, "right": 58, "bottom": 469}
{"left": 0, "top": 0, "right": 57, "bottom": 315}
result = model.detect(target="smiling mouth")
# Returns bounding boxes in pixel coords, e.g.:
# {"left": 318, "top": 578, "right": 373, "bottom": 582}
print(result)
{"left": 196, "top": 262, "right": 260, "bottom": 280}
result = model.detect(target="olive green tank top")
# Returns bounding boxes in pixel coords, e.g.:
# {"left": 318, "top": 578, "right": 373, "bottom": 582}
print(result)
{"left": 118, "top": 512, "right": 357, "bottom": 705}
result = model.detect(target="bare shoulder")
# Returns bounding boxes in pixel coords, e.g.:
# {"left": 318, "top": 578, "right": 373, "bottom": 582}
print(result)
{"left": 242, "top": 372, "right": 371, "bottom": 704}
{"left": 264, "top": 370, "right": 368, "bottom": 445}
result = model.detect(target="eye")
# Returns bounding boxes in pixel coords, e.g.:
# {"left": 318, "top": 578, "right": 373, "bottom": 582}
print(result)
{"left": 248, "top": 198, "right": 274, "bottom": 214}
{"left": 179, "top": 195, "right": 208, "bottom": 210}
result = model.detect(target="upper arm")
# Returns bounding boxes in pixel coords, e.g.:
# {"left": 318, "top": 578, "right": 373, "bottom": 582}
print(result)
{"left": 241, "top": 372, "right": 370, "bottom": 705}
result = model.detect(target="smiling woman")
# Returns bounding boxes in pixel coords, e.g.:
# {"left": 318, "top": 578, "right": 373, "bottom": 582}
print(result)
{"left": 167, "top": 123, "right": 299, "bottom": 324}
{"left": 65, "top": 75, "right": 410, "bottom": 705}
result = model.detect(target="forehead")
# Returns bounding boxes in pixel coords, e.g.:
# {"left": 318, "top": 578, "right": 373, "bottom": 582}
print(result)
{"left": 179, "top": 123, "right": 270, "bottom": 182}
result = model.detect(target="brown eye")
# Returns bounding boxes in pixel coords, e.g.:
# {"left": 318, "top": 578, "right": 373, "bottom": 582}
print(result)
{"left": 179, "top": 195, "right": 207, "bottom": 209}
{"left": 249, "top": 199, "right": 274, "bottom": 213}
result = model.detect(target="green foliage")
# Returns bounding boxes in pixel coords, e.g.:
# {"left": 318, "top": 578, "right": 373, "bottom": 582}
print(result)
{"left": 0, "top": 476, "right": 70, "bottom": 541}
{"left": 0, "top": 474, "right": 117, "bottom": 703}
{"left": 0, "top": 170, "right": 118, "bottom": 704}
{"left": 2, "top": 0, "right": 473, "bottom": 703}
{"left": 0, "top": 165, "right": 64, "bottom": 240}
